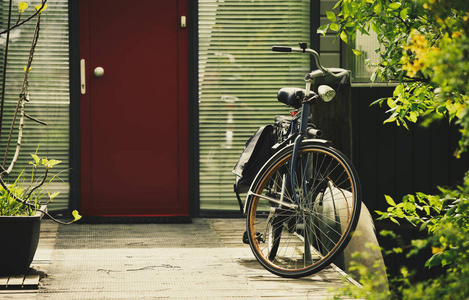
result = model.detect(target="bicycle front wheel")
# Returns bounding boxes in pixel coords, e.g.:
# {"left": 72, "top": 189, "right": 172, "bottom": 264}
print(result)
{"left": 245, "top": 141, "right": 361, "bottom": 278}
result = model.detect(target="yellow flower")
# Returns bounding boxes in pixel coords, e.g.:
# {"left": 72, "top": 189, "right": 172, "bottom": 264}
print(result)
{"left": 18, "top": 2, "right": 28, "bottom": 13}
{"left": 23, "top": 66, "right": 31, "bottom": 73}
{"left": 452, "top": 31, "right": 462, "bottom": 39}
{"left": 402, "top": 61, "right": 418, "bottom": 77}
{"left": 34, "top": 3, "right": 47, "bottom": 13}
{"left": 412, "top": 34, "right": 428, "bottom": 48}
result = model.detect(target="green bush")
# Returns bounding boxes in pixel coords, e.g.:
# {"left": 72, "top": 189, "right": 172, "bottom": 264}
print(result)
{"left": 321, "top": 0, "right": 469, "bottom": 298}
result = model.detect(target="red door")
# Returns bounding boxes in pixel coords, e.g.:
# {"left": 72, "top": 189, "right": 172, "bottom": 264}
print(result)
{"left": 79, "top": 0, "right": 189, "bottom": 217}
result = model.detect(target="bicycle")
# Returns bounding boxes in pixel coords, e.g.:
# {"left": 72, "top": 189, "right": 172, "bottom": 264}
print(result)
{"left": 235, "top": 43, "right": 362, "bottom": 278}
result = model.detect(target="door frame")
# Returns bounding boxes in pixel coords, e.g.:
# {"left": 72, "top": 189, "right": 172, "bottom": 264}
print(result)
{"left": 69, "top": 0, "right": 198, "bottom": 217}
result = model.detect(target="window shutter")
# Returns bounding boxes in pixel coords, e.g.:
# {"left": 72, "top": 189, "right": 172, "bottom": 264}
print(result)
{"left": 0, "top": 0, "right": 70, "bottom": 211}
{"left": 198, "top": 0, "right": 311, "bottom": 211}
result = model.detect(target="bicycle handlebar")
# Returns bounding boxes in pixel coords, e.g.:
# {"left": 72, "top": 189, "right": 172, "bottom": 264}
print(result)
{"left": 272, "top": 45, "right": 350, "bottom": 79}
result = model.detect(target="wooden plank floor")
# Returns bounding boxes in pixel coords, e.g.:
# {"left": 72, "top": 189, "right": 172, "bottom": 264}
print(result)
{"left": 207, "top": 218, "right": 362, "bottom": 299}
{"left": 0, "top": 218, "right": 360, "bottom": 299}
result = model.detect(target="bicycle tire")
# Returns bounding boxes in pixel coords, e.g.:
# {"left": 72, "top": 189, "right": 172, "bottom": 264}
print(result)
{"left": 245, "top": 141, "right": 361, "bottom": 278}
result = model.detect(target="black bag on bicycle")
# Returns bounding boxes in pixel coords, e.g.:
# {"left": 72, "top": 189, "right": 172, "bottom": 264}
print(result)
{"left": 233, "top": 125, "right": 275, "bottom": 212}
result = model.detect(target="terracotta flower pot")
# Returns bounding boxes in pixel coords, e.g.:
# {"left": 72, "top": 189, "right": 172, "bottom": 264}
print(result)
{"left": 0, "top": 206, "right": 46, "bottom": 275}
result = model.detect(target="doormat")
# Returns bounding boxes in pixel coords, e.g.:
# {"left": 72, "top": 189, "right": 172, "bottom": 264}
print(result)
{"left": 78, "top": 215, "right": 192, "bottom": 224}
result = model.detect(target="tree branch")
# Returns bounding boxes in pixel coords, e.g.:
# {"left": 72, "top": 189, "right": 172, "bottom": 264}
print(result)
{"left": 1, "top": 13, "right": 41, "bottom": 175}
{"left": 0, "top": 0, "right": 47, "bottom": 35}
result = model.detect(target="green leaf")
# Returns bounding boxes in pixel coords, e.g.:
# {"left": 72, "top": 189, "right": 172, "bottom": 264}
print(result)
{"left": 383, "top": 112, "right": 398, "bottom": 124}
{"left": 48, "top": 191, "right": 60, "bottom": 201}
{"left": 400, "top": 8, "right": 408, "bottom": 19}
{"left": 424, "top": 206, "right": 431, "bottom": 215}
{"left": 371, "top": 22, "right": 379, "bottom": 34}
{"left": 30, "top": 154, "right": 41, "bottom": 165}
{"left": 408, "top": 111, "right": 418, "bottom": 123}
{"left": 425, "top": 253, "right": 442, "bottom": 268}
{"left": 332, "top": 0, "right": 342, "bottom": 10}
{"left": 72, "top": 210, "right": 82, "bottom": 222}
{"left": 388, "top": 2, "right": 401, "bottom": 10}
{"left": 47, "top": 159, "right": 62, "bottom": 168}
{"left": 340, "top": 31, "right": 348, "bottom": 43}
{"left": 370, "top": 98, "right": 386, "bottom": 106}
{"left": 393, "top": 84, "right": 405, "bottom": 97}
{"left": 317, "top": 24, "right": 329, "bottom": 35}
{"left": 352, "top": 49, "right": 362, "bottom": 56}
{"left": 42, "top": 159, "right": 62, "bottom": 169}
{"left": 403, "top": 201, "right": 416, "bottom": 213}
{"left": 385, "top": 194, "right": 397, "bottom": 206}
{"left": 330, "top": 23, "right": 339, "bottom": 32}
{"left": 326, "top": 11, "right": 336, "bottom": 22}
{"left": 420, "top": 220, "right": 428, "bottom": 231}
{"left": 374, "top": 2, "right": 382, "bottom": 14}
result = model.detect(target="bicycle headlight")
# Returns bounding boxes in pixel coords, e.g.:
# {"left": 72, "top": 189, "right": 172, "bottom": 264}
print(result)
{"left": 318, "top": 85, "right": 336, "bottom": 102}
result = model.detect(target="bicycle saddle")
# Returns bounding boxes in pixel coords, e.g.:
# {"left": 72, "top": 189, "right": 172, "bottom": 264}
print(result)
{"left": 277, "top": 87, "right": 314, "bottom": 109}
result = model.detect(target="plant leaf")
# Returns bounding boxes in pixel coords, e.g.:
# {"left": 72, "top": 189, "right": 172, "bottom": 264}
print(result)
{"left": 385, "top": 194, "right": 397, "bottom": 206}
{"left": 388, "top": 2, "right": 401, "bottom": 10}
{"left": 72, "top": 210, "right": 82, "bottom": 222}
{"left": 48, "top": 191, "right": 60, "bottom": 201}
{"left": 340, "top": 31, "right": 348, "bottom": 43}
{"left": 317, "top": 24, "right": 329, "bottom": 35}
{"left": 352, "top": 49, "right": 362, "bottom": 56}
{"left": 34, "top": 3, "right": 47, "bottom": 13}
{"left": 326, "top": 11, "right": 337, "bottom": 22}
{"left": 330, "top": 23, "right": 339, "bottom": 32}
{"left": 30, "top": 154, "right": 41, "bottom": 165}
{"left": 425, "top": 252, "right": 442, "bottom": 267}
{"left": 400, "top": 8, "right": 408, "bottom": 19}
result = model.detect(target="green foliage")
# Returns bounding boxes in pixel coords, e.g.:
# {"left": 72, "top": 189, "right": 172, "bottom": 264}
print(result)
{"left": 321, "top": 0, "right": 469, "bottom": 298}
{"left": 0, "top": 153, "right": 61, "bottom": 216}
{"left": 321, "top": 0, "right": 469, "bottom": 155}
{"left": 332, "top": 244, "right": 391, "bottom": 300}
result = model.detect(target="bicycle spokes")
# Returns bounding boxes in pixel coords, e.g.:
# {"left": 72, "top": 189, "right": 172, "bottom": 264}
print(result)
{"left": 246, "top": 144, "right": 360, "bottom": 277}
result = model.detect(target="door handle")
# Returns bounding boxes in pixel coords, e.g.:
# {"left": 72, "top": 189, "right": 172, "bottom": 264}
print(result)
{"left": 94, "top": 67, "right": 104, "bottom": 78}
{"left": 181, "top": 16, "right": 186, "bottom": 28}
{"left": 80, "top": 59, "right": 86, "bottom": 94}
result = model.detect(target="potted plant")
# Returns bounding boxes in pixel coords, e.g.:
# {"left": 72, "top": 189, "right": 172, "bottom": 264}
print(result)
{"left": 0, "top": 0, "right": 80, "bottom": 275}
{"left": 0, "top": 154, "right": 62, "bottom": 275}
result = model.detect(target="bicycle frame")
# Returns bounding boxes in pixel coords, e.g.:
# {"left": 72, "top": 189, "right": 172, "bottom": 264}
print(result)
{"left": 271, "top": 43, "right": 349, "bottom": 208}
{"left": 290, "top": 80, "right": 316, "bottom": 207}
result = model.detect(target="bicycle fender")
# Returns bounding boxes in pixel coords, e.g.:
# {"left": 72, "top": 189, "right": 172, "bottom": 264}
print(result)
{"left": 243, "top": 139, "right": 331, "bottom": 214}
{"left": 302, "top": 138, "right": 331, "bottom": 145}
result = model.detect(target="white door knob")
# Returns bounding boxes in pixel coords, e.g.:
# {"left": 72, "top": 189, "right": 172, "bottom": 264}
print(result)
{"left": 94, "top": 67, "right": 104, "bottom": 78}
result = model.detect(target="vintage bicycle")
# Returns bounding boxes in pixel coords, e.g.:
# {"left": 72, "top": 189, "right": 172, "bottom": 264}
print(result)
{"left": 233, "top": 43, "right": 362, "bottom": 278}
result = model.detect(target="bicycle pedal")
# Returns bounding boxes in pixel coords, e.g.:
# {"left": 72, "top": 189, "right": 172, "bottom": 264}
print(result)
{"left": 242, "top": 231, "right": 249, "bottom": 244}
{"left": 243, "top": 231, "right": 264, "bottom": 244}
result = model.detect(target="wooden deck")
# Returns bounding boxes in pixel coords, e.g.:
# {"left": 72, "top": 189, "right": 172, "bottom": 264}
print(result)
{"left": 0, "top": 218, "right": 360, "bottom": 299}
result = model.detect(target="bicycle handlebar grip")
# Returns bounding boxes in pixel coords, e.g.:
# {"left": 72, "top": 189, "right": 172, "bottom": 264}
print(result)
{"left": 272, "top": 46, "right": 292, "bottom": 52}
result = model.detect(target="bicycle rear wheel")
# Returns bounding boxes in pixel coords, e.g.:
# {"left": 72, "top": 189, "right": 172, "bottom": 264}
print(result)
{"left": 245, "top": 141, "right": 361, "bottom": 278}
